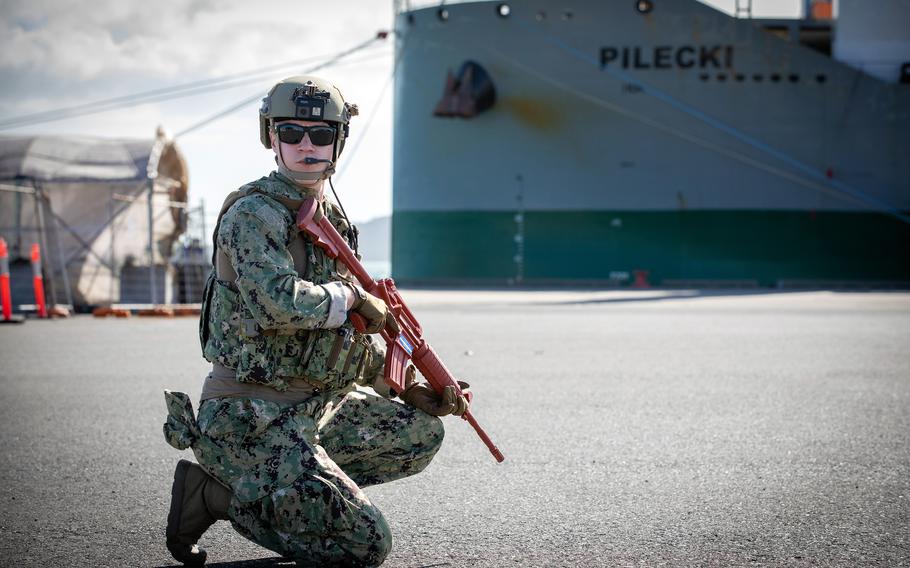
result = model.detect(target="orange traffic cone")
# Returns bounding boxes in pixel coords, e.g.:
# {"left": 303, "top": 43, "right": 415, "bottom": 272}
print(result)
{"left": 0, "top": 238, "right": 25, "bottom": 324}
{"left": 30, "top": 243, "right": 48, "bottom": 318}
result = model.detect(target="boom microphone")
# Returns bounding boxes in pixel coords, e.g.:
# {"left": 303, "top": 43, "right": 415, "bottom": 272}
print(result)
{"left": 304, "top": 157, "right": 333, "bottom": 164}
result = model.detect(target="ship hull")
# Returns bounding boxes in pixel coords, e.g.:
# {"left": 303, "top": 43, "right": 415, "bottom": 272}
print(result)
{"left": 394, "top": 209, "right": 910, "bottom": 285}
{"left": 393, "top": 0, "right": 910, "bottom": 285}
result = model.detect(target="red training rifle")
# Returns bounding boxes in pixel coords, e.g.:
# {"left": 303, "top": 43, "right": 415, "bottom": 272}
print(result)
{"left": 297, "top": 197, "right": 505, "bottom": 463}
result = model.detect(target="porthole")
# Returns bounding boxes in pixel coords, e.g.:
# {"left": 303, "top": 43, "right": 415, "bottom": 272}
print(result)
{"left": 735, "top": 74, "right": 745, "bottom": 82}
{"left": 636, "top": 0, "right": 654, "bottom": 14}
{"left": 496, "top": 3, "right": 511, "bottom": 17}
{"left": 717, "top": 73, "right": 727, "bottom": 81}
{"left": 562, "top": 10, "right": 573, "bottom": 20}
{"left": 770, "top": 74, "right": 781, "bottom": 82}
{"left": 788, "top": 74, "right": 799, "bottom": 83}
{"left": 437, "top": 8, "right": 449, "bottom": 21}
{"left": 753, "top": 74, "right": 764, "bottom": 82}
{"left": 699, "top": 73, "right": 710, "bottom": 81}
{"left": 816, "top": 74, "right": 827, "bottom": 83}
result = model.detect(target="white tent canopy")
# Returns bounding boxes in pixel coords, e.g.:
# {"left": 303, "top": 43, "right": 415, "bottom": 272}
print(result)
{"left": 1, "top": 135, "right": 158, "bottom": 182}
{"left": 0, "top": 131, "right": 188, "bottom": 307}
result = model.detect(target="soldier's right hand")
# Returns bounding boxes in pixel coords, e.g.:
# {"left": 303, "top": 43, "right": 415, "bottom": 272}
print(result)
{"left": 350, "top": 287, "right": 399, "bottom": 335}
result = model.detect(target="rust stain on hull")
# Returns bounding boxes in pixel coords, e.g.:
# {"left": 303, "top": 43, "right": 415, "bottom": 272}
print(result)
{"left": 499, "top": 96, "right": 560, "bottom": 131}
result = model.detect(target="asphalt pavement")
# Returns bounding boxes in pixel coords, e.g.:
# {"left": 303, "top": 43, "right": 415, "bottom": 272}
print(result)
{"left": 1, "top": 289, "right": 908, "bottom": 567}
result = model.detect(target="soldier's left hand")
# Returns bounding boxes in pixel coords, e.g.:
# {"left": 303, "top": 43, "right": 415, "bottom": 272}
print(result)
{"left": 399, "top": 365, "right": 470, "bottom": 417}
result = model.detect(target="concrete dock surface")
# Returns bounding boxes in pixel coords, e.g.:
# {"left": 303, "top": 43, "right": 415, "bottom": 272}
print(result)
{"left": 1, "top": 289, "right": 908, "bottom": 567}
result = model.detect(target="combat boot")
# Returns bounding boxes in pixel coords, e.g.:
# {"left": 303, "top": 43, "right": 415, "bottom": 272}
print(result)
{"left": 166, "top": 459, "right": 231, "bottom": 566}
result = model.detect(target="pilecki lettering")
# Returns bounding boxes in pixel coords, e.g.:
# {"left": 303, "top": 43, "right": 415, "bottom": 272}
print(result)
{"left": 600, "top": 45, "right": 734, "bottom": 70}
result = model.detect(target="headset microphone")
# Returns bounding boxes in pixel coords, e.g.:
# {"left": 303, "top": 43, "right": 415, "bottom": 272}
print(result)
{"left": 304, "top": 157, "right": 333, "bottom": 165}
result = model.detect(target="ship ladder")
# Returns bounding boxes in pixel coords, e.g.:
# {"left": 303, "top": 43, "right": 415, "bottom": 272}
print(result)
{"left": 735, "top": 0, "right": 752, "bottom": 19}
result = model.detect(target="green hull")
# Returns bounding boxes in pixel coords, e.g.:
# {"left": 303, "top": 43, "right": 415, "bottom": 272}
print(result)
{"left": 392, "top": 210, "right": 910, "bottom": 286}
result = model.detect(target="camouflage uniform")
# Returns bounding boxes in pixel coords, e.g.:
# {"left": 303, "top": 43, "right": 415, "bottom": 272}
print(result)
{"left": 164, "top": 172, "right": 444, "bottom": 567}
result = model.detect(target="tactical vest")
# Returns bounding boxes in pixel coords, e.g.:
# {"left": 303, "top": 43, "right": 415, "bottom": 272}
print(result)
{"left": 199, "top": 175, "right": 371, "bottom": 393}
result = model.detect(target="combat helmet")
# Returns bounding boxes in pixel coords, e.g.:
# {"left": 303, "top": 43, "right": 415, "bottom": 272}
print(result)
{"left": 259, "top": 75, "right": 359, "bottom": 183}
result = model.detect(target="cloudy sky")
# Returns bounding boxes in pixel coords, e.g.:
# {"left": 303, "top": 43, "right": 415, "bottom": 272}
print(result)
{"left": 0, "top": 0, "right": 801, "bottom": 227}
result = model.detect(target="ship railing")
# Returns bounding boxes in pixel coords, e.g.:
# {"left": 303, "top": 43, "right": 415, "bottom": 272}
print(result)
{"left": 396, "top": 0, "right": 483, "bottom": 14}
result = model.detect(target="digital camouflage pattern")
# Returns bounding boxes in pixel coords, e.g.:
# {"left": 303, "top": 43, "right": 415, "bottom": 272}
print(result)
{"left": 200, "top": 172, "right": 378, "bottom": 391}
{"left": 164, "top": 388, "right": 444, "bottom": 567}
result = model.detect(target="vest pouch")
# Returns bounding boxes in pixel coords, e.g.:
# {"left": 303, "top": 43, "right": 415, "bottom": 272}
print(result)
{"left": 236, "top": 328, "right": 278, "bottom": 386}
{"left": 299, "top": 325, "right": 369, "bottom": 390}
{"left": 203, "top": 277, "right": 278, "bottom": 387}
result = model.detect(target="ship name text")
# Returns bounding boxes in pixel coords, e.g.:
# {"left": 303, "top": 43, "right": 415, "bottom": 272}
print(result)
{"left": 600, "top": 45, "right": 734, "bottom": 70}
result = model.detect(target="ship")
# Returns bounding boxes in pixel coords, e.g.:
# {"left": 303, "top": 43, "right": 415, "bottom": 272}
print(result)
{"left": 391, "top": 0, "right": 910, "bottom": 286}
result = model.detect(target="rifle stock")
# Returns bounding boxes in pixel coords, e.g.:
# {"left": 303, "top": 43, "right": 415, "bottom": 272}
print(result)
{"left": 297, "top": 197, "right": 505, "bottom": 463}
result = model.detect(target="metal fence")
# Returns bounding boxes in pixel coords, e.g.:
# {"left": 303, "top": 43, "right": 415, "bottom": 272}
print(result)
{"left": 0, "top": 182, "right": 210, "bottom": 311}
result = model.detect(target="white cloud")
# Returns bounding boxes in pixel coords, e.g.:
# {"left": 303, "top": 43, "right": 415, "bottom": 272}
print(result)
{"left": 0, "top": 0, "right": 388, "bottom": 82}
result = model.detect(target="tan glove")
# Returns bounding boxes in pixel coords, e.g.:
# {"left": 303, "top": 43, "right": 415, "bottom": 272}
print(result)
{"left": 348, "top": 284, "right": 400, "bottom": 335}
{"left": 399, "top": 364, "right": 470, "bottom": 417}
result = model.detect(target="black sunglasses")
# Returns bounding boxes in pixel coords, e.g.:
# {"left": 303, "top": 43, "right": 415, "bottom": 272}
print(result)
{"left": 275, "top": 123, "right": 336, "bottom": 146}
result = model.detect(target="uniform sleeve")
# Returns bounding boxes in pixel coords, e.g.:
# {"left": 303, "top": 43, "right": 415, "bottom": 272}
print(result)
{"left": 218, "top": 196, "right": 348, "bottom": 330}
{"left": 356, "top": 335, "right": 393, "bottom": 398}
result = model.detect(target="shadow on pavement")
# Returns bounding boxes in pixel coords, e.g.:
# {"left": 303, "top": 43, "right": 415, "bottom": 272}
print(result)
{"left": 154, "top": 560, "right": 452, "bottom": 568}
{"left": 536, "top": 288, "right": 909, "bottom": 307}
{"left": 154, "top": 558, "right": 292, "bottom": 568}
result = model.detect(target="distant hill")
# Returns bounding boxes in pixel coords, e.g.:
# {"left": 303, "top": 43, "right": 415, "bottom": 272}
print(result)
{"left": 354, "top": 215, "right": 390, "bottom": 262}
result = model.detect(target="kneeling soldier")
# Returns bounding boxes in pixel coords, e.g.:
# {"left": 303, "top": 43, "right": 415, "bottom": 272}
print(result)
{"left": 163, "top": 75, "right": 468, "bottom": 567}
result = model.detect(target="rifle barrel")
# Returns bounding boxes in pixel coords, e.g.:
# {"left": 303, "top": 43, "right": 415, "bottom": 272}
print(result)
{"left": 465, "top": 412, "right": 506, "bottom": 462}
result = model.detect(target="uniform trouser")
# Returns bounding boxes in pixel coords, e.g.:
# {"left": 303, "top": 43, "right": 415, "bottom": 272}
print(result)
{"left": 191, "top": 389, "right": 445, "bottom": 567}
